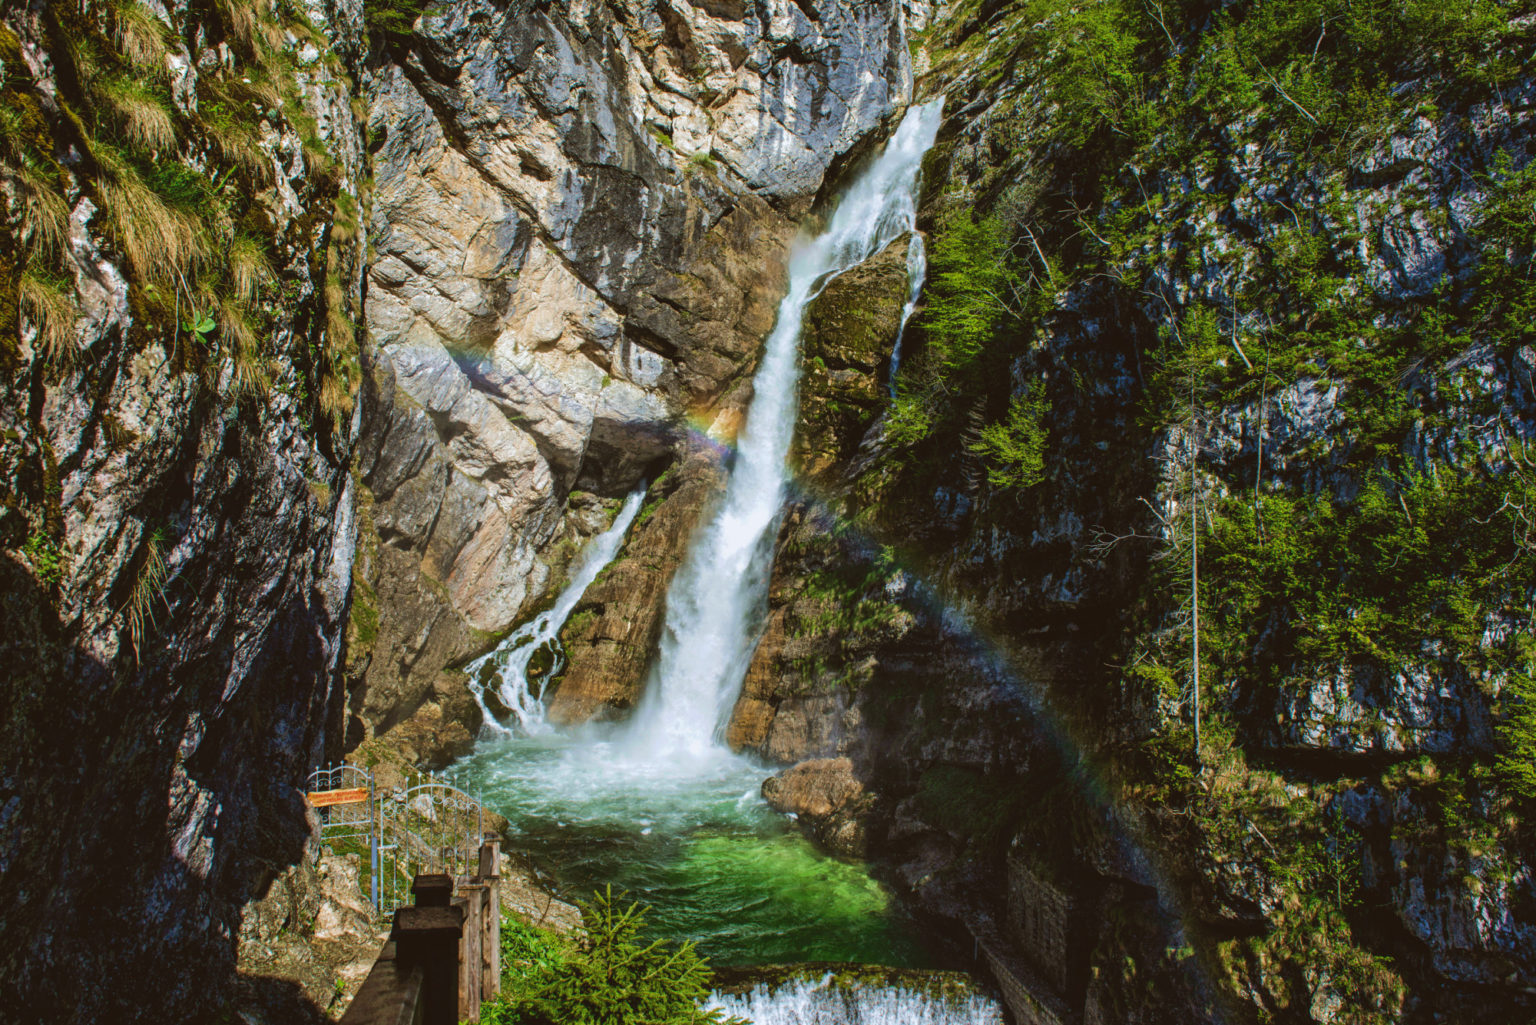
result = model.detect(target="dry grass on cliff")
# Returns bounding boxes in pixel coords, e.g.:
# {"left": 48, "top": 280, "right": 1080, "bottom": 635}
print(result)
{"left": 15, "top": 168, "right": 70, "bottom": 262}
{"left": 219, "top": 299, "right": 272, "bottom": 397}
{"left": 18, "top": 271, "right": 79, "bottom": 362}
{"left": 110, "top": 0, "right": 174, "bottom": 71}
{"left": 98, "top": 77, "right": 178, "bottom": 153}
{"left": 228, "top": 235, "right": 272, "bottom": 305}
{"left": 95, "top": 152, "right": 209, "bottom": 285}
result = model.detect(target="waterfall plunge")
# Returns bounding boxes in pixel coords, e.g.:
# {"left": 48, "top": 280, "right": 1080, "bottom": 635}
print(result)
{"left": 625, "top": 99, "right": 944, "bottom": 767}
{"left": 708, "top": 974, "right": 1004, "bottom": 1025}
{"left": 466, "top": 488, "right": 647, "bottom": 735}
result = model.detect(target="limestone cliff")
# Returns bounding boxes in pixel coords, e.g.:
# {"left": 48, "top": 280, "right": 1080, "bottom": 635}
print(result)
{"left": 735, "top": 4, "right": 1536, "bottom": 1024}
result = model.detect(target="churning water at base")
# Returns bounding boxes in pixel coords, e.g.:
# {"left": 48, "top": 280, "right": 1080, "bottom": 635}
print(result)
{"left": 709, "top": 974, "right": 1004, "bottom": 1025}
{"left": 452, "top": 732, "right": 935, "bottom": 967}
{"left": 625, "top": 98, "right": 945, "bottom": 766}
{"left": 464, "top": 488, "right": 646, "bottom": 735}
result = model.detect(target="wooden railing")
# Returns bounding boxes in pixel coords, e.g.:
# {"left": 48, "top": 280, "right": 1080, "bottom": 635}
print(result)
{"left": 340, "top": 840, "right": 503, "bottom": 1025}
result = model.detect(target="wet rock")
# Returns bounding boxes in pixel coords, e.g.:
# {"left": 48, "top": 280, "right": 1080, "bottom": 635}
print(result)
{"left": 794, "top": 234, "right": 912, "bottom": 478}
{"left": 762, "top": 757, "right": 875, "bottom": 857}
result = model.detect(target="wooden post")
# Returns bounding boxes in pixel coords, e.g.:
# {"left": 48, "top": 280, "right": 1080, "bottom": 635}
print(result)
{"left": 392, "top": 904, "right": 463, "bottom": 1025}
{"left": 412, "top": 873, "right": 453, "bottom": 908}
{"left": 479, "top": 840, "right": 501, "bottom": 1000}
{"left": 457, "top": 885, "right": 487, "bottom": 1019}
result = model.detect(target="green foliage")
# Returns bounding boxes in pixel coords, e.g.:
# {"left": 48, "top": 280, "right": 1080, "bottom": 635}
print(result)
{"left": 685, "top": 150, "right": 718, "bottom": 174}
{"left": 182, "top": 309, "right": 217, "bottom": 345}
{"left": 1202, "top": 471, "right": 1531, "bottom": 682}
{"left": 887, "top": 214, "right": 1036, "bottom": 450}
{"left": 970, "top": 384, "right": 1049, "bottom": 490}
{"left": 22, "top": 531, "right": 64, "bottom": 584}
{"left": 1496, "top": 673, "right": 1536, "bottom": 801}
{"left": 918, "top": 214, "right": 1028, "bottom": 376}
{"left": 478, "top": 891, "right": 742, "bottom": 1025}
{"left": 364, "top": 0, "right": 438, "bottom": 42}
{"left": 882, "top": 391, "right": 935, "bottom": 448}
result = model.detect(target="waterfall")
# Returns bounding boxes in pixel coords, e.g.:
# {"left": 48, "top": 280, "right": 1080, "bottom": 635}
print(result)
{"left": 708, "top": 974, "right": 1004, "bottom": 1025}
{"left": 625, "top": 98, "right": 945, "bottom": 765}
{"left": 466, "top": 488, "right": 647, "bottom": 735}
{"left": 887, "top": 231, "right": 928, "bottom": 391}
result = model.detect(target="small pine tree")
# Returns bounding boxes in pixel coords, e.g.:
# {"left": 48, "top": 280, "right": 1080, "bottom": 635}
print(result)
{"left": 969, "top": 384, "right": 1050, "bottom": 490}
{"left": 482, "top": 888, "right": 743, "bottom": 1025}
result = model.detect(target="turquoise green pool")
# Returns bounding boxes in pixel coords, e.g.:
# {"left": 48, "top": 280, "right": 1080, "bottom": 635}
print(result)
{"left": 449, "top": 731, "right": 938, "bottom": 967}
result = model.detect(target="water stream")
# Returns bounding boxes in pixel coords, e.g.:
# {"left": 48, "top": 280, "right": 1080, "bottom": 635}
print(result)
{"left": 453, "top": 99, "right": 949, "bottom": 981}
{"left": 709, "top": 973, "right": 1004, "bottom": 1025}
{"left": 464, "top": 488, "right": 647, "bottom": 736}
{"left": 624, "top": 98, "right": 944, "bottom": 766}
{"left": 887, "top": 232, "right": 928, "bottom": 391}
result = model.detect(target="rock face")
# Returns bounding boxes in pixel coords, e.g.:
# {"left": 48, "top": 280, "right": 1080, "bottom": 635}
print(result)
{"left": 351, "top": 0, "right": 916, "bottom": 740}
{"left": 723, "top": 6, "right": 1536, "bottom": 1024}
{"left": 237, "top": 845, "right": 390, "bottom": 1022}
{"left": 793, "top": 234, "right": 911, "bottom": 477}
{"left": 0, "top": 0, "right": 367, "bottom": 1020}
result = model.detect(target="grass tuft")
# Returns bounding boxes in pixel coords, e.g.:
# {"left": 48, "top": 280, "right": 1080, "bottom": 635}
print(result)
{"left": 96, "top": 149, "right": 208, "bottom": 285}
{"left": 219, "top": 298, "right": 272, "bottom": 397}
{"left": 18, "top": 270, "right": 79, "bottom": 361}
{"left": 99, "top": 77, "right": 177, "bottom": 153}
{"left": 17, "top": 167, "right": 70, "bottom": 262}
{"left": 111, "top": 1, "right": 174, "bottom": 72}
{"left": 123, "top": 525, "right": 170, "bottom": 661}
{"left": 228, "top": 234, "right": 272, "bottom": 304}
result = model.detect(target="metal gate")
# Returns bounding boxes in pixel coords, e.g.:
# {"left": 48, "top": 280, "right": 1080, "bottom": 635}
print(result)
{"left": 307, "top": 763, "right": 486, "bottom": 916}
{"left": 377, "top": 768, "right": 485, "bottom": 914}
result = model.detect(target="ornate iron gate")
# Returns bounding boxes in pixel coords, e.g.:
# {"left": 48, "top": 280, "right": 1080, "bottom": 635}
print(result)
{"left": 376, "top": 768, "right": 486, "bottom": 914}
{"left": 308, "top": 763, "right": 487, "bottom": 916}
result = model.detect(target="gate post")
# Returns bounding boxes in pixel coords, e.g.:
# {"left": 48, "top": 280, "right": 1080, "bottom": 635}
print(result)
{"left": 479, "top": 840, "right": 501, "bottom": 999}
{"left": 392, "top": 904, "right": 464, "bottom": 1025}
{"left": 456, "top": 885, "right": 487, "bottom": 1019}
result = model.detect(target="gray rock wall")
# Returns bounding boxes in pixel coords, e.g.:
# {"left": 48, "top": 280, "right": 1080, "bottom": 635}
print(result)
{"left": 0, "top": 0, "right": 367, "bottom": 1019}
{"left": 350, "top": 0, "right": 916, "bottom": 742}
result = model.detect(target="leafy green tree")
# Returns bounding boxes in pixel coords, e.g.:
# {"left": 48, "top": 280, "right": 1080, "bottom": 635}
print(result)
{"left": 920, "top": 214, "right": 1029, "bottom": 375}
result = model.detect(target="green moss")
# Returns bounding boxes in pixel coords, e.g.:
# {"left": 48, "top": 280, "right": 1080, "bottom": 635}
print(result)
{"left": 914, "top": 765, "right": 1028, "bottom": 848}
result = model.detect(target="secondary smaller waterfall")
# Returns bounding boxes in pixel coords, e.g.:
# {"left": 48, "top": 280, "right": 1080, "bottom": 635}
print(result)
{"left": 626, "top": 98, "right": 944, "bottom": 766}
{"left": 466, "top": 488, "right": 646, "bottom": 735}
{"left": 887, "top": 231, "right": 928, "bottom": 391}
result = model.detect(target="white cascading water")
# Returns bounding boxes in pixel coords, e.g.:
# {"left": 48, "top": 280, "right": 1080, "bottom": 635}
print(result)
{"left": 887, "top": 231, "right": 928, "bottom": 391}
{"left": 465, "top": 487, "right": 646, "bottom": 735}
{"left": 624, "top": 98, "right": 945, "bottom": 766}
{"left": 708, "top": 975, "right": 1004, "bottom": 1025}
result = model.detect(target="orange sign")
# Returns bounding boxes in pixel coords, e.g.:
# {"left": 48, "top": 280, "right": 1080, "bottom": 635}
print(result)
{"left": 307, "top": 787, "right": 370, "bottom": 807}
